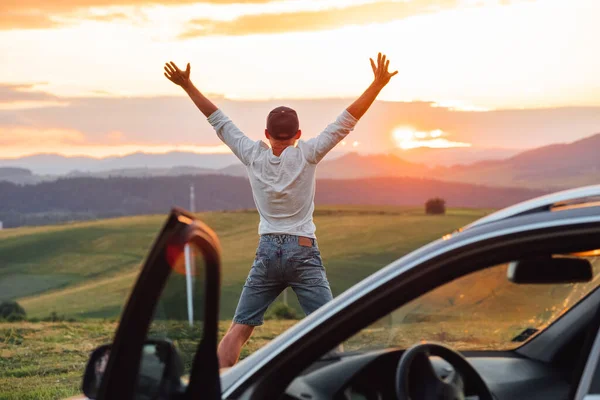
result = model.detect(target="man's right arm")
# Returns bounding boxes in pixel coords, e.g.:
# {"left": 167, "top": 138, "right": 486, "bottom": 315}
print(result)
{"left": 164, "top": 62, "right": 257, "bottom": 165}
{"left": 182, "top": 81, "right": 218, "bottom": 118}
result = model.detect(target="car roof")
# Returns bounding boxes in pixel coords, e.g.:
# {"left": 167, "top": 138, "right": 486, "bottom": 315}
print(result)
{"left": 463, "top": 184, "right": 600, "bottom": 230}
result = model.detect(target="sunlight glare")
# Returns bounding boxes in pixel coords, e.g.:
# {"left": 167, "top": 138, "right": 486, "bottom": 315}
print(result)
{"left": 392, "top": 127, "right": 471, "bottom": 150}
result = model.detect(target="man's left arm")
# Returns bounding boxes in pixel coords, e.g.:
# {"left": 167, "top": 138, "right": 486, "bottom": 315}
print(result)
{"left": 304, "top": 53, "right": 397, "bottom": 163}
{"left": 347, "top": 52, "right": 397, "bottom": 120}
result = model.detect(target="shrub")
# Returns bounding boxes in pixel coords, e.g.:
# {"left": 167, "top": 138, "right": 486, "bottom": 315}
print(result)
{"left": 425, "top": 198, "right": 446, "bottom": 215}
{"left": 0, "top": 301, "right": 26, "bottom": 319}
{"left": 6, "top": 313, "right": 26, "bottom": 322}
{"left": 42, "top": 312, "right": 67, "bottom": 322}
{"left": 265, "top": 302, "right": 299, "bottom": 320}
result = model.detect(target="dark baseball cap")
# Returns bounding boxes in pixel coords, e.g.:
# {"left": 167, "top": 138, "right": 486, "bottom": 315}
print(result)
{"left": 266, "top": 106, "right": 299, "bottom": 140}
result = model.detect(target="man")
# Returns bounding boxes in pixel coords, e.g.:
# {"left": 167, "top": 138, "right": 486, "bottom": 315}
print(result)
{"left": 164, "top": 53, "right": 397, "bottom": 367}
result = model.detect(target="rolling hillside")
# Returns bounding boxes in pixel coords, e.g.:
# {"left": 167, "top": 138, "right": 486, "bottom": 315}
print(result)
{"left": 0, "top": 174, "right": 546, "bottom": 228}
{"left": 0, "top": 207, "right": 490, "bottom": 319}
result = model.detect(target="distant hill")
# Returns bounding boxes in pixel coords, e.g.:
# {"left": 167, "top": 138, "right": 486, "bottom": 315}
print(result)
{"left": 317, "top": 133, "right": 600, "bottom": 189}
{"left": 0, "top": 167, "right": 31, "bottom": 179}
{"left": 0, "top": 167, "right": 51, "bottom": 185}
{"left": 0, "top": 174, "right": 546, "bottom": 228}
{"left": 318, "top": 153, "right": 428, "bottom": 179}
{"left": 1, "top": 133, "right": 597, "bottom": 189}
{"left": 65, "top": 165, "right": 220, "bottom": 179}
{"left": 393, "top": 146, "right": 519, "bottom": 167}
{"left": 438, "top": 133, "right": 600, "bottom": 189}
{"left": 0, "top": 152, "right": 238, "bottom": 175}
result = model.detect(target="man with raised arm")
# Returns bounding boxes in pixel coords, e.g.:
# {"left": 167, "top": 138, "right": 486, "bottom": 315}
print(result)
{"left": 164, "top": 53, "right": 397, "bottom": 368}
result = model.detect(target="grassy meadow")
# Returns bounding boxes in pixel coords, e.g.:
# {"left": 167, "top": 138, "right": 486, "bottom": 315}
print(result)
{"left": 0, "top": 206, "right": 489, "bottom": 399}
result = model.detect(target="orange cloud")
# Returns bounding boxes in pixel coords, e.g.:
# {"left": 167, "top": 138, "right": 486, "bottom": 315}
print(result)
{"left": 1, "top": 0, "right": 503, "bottom": 32}
{"left": 0, "top": 127, "right": 86, "bottom": 146}
{"left": 1, "top": 0, "right": 265, "bottom": 13}
{"left": 180, "top": 0, "right": 460, "bottom": 38}
{"left": 0, "top": 14, "right": 57, "bottom": 30}
{"left": 0, "top": 0, "right": 271, "bottom": 29}
{"left": 0, "top": 83, "right": 59, "bottom": 103}
{"left": 0, "top": 126, "right": 231, "bottom": 158}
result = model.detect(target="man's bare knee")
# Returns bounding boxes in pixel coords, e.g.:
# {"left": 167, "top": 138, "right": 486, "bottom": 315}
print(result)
{"left": 218, "top": 323, "right": 255, "bottom": 368}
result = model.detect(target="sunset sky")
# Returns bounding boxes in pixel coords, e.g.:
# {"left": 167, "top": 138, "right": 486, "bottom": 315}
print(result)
{"left": 1, "top": 0, "right": 599, "bottom": 160}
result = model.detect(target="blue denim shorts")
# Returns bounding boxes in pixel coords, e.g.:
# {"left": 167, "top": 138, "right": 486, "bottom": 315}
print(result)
{"left": 233, "top": 234, "right": 333, "bottom": 326}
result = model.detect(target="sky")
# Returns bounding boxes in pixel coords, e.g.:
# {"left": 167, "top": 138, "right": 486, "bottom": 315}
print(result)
{"left": 1, "top": 0, "right": 599, "bottom": 160}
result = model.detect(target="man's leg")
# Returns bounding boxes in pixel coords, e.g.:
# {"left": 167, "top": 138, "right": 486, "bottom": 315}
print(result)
{"left": 291, "top": 282, "right": 333, "bottom": 316}
{"left": 286, "top": 240, "right": 333, "bottom": 315}
{"left": 286, "top": 239, "right": 342, "bottom": 352}
{"left": 219, "top": 240, "right": 283, "bottom": 367}
{"left": 218, "top": 323, "right": 254, "bottom": 368}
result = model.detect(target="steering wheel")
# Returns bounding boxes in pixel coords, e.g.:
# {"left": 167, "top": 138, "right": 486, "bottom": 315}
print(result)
{"left": 395, "top": 343, "right": 494, "bottom": 400}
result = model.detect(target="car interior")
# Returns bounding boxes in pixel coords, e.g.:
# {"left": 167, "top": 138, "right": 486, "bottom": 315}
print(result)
{"left": 276, "top": 251, "right": 600, "bottom": 400}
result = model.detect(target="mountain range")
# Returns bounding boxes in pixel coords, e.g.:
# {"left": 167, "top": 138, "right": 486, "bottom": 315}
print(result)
{"left": 0, "top": 174, "right": 547, "bottom": 228}
{"left": 167, "top": 132, "right": 600, "bottom": 190}
{"left": 315, "top": 132, "right": 600, "bottom": 189}
{"left": 0, "top": 132, "right": 598, "bottom": 190}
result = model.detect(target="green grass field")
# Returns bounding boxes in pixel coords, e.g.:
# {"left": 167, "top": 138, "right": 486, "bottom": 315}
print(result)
{"left": 0, "top": 206, "right": 490, "bottom": 399}
{"left": 1, "top": 206, "right": 489, "bottom": 320}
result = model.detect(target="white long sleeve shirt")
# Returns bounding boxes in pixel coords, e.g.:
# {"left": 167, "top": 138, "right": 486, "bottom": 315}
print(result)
{"left": 207, "top": 109, "right": 358, "bottom": 238}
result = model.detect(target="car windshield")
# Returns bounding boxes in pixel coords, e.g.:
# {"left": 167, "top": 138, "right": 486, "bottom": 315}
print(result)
{"left": 343, "top": 254, "right": 600, "bottom": 352}
{"left": 147, "top": 241, "right": 207, "bottom": 377}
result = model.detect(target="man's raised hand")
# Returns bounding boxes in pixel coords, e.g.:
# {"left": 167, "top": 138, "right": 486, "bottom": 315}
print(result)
{"left": 370, "top": 53, "right": 398, "bottom": 88}
{"left": 164, "top": 61, "right": 191, "bottom": 88}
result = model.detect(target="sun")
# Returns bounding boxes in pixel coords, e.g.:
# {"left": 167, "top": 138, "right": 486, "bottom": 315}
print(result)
{"left": 392, "top": 127, "right": 471, "bottom": 150}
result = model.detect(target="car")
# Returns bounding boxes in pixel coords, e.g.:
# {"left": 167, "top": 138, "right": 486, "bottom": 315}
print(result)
{"left": 74, "top": 184, "right": 600, "bottom": 400}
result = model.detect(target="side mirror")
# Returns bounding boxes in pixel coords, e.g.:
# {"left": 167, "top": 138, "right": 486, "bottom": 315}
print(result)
{"left": 82, "top": 340, "right": 184, "bottom": 399}
{"left": 508, "top": 256, "right": 593, "bottom": 284}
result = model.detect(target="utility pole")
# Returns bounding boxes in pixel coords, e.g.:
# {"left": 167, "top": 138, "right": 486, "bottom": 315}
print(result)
{"left": 185, "top": 183, "right": 196, "bottom": 326}
{"left": 190, "top": 184, "right": 195, "bottom": 213}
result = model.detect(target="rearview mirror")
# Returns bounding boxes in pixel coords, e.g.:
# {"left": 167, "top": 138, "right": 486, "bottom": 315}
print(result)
{"left": 508, "top": 256, "right": 593, "bottom": 284}
{"left": 82, "top": 340, "right": 184, "bottom": 399}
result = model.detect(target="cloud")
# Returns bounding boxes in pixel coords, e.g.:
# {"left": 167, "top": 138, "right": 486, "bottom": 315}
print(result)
{"left": 180, "top": 0, "right": 460, "bottom": 38}
{"left": 0, "top": 0, "right": 534, "bottom": 34}
{"left": 0, "top": 125, "right": 230, "bottom": 158}
{"left": 0, "top": 14, "right": 57, "bottom": 30}
{"left": 85, "top": 12, "right": 131, "bottom": 22}
{"left": 1, "top": 0, "right": 267, "bottom": 13}
{"left": 0, "top": 0, "right": 271, "bottom": 29}
{"left": 0, "top": 83, "right": 60, "bottom": 103}
{"left": 1, "top": 95, "right": 600, "bottom": 157}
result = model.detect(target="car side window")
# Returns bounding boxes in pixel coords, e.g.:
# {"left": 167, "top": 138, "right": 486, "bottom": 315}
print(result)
{"left": 343, "top": 257, "right": 600, "bottom": 353}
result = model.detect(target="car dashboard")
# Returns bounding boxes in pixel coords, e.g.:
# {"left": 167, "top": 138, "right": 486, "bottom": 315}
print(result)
{"left": 284, "top": 349, "right": 570, "bottom": 400}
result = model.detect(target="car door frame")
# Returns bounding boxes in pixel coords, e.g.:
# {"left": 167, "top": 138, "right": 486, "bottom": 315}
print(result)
{"left": 573, "top": 306, "right": 600, "bottom": 400}
{"left": 96, "top": 208, "right": 222, "bottom": 400}
{"left": 223, "top": 207, "right": 600, "bottom": 399}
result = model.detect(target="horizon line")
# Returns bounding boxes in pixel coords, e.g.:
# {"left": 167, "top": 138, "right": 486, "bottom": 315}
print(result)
{"left": 0, "top": 145, "right": 529, "bottom": 162}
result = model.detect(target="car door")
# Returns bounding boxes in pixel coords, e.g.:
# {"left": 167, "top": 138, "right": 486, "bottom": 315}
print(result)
{"left": 573, "top": 311, "right": 600, "bottom": 400}
{"left": 222, "top": 205, "right": 600, "bottom": 399}
{"left": 81, "top": 208, "right": 222, "bottom": 400}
